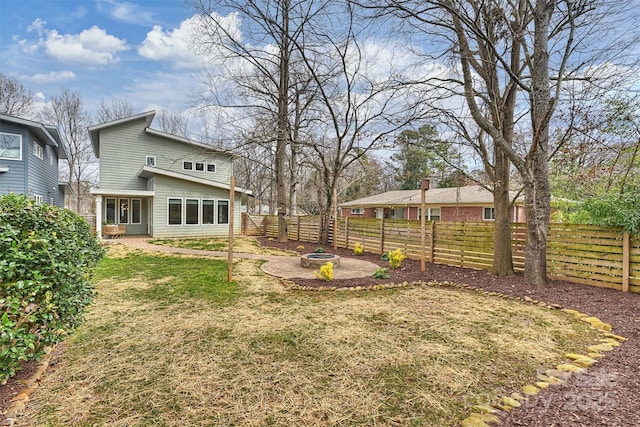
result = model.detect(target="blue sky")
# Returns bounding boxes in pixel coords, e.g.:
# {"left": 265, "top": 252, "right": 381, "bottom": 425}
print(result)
{"left": 1, "top": 0, "right": 205, "bottom": 120}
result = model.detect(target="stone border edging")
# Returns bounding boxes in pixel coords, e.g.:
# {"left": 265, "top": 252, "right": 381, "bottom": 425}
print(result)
{"left": 281, "top": 279, "right": 627, "bottom": 427}
{"left": 3, "top": 345, "right": 56, "bottom": 426}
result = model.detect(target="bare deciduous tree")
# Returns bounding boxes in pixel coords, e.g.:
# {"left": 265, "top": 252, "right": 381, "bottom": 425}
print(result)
{"left": 96, "top": 98, "right": 134, "bottom": 123}
{"left": 39, "top": 89, "right": 94, "bottom": 213}
{"left": 371, "top": 0, "right": 640, "bottom": 284}
{"left": 0, "top": 73, "right": 34, "bottom": 118}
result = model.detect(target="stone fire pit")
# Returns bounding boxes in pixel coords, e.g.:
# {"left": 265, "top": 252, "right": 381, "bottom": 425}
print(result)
{"left": 300, "top": 253, "right": 341, "bottom": 268}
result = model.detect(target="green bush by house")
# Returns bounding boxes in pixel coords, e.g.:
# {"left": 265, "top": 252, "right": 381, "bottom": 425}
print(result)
{"left": 0, "top": 194, "right": 104, "bottom": 381}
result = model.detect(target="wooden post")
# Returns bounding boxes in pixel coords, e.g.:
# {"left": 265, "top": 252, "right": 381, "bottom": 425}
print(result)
{"left": 623, "top": 232, "right": 630, "bottom": 292}
{"left": 379, "top": 218, "right": 385, "bottom": 254}
{"left": 228, "top": 176, "right": 235, "bottom": 282}
{"left": 420, "top": 178, "right": 430, "bottom": 271}
{"left": 429, "top": 220, "right": 435, "bottom": 263}
{"left": 344, "top": 216, "right": 349, "bottom": 250}
{"left": 333, "top": 189, "right": 338, "bottom": 251}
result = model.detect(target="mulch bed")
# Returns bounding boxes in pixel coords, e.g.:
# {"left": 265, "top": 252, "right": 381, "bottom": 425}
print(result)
{"left": 2, "top": 238, "right": 637, "bottom": 426}
{"left": 258, "top": 237, "right": 640, "bottom": 427}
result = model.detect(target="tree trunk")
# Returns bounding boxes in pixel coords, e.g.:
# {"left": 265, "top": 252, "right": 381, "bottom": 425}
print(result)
{"left": 492, "top": 157, "right": 514, "bottom": 276}
{"left": 523, "top": 169, "right": 550, "bottom": 285}
{"left": 276, "top": 0, "right": 290, "bottom": 243}
{"left": 523, "top": 0, "right": 554, "bottom": 284}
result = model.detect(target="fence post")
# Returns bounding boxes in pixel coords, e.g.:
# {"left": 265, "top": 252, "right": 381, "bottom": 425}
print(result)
{"left": 344, "top": 217, "right": 349, "bottom": 249}
{"left": 429, "top": 221, "right": 435, "bottom": 263}
{"left": 379, "top": 218, "right": 385, "bottom": 254}
{"left": 623, "top": 232, "right": 630, "bottom": 292}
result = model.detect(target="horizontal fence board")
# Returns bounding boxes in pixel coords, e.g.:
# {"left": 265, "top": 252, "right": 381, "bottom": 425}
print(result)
{"left": 243, "top": 214, "right": 638, "bottom": 293}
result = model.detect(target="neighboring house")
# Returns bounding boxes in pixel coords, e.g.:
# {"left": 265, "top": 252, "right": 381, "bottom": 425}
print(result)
{"left": 339, "top": 185, "right": 526, "bottom": 222}
{"left": 88, "top": 111, "right": 251, "bottom": 239}
{"left": 0, "top": 113, "right": 68, "bottom": 208}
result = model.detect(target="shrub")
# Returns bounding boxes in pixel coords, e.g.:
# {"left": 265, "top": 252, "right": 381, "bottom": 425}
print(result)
{"left": 314, "top": 262, "right": 334, "bottom": 281}
{"left": 380, "top": 252, "right": 390, "bottom": 261}
{"left": 0, "top": 194, "right": 104, "bottom": 381}
{"left": 388, "top": 248, "right": 406, "bottom": 269}
{"left": 314, "top": 247, "right": 325, "bottom": 253}
{"left": 353, "top": 242, "right": 364, "bottom": 256}
{"left": 373, "top": 267, "right": 390, "bottom": 279}
{"left": 296, "top": 245, "right": 305, "bottom": 250}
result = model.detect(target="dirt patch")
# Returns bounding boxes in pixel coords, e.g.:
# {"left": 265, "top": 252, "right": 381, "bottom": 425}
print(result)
{"left": 257, "top": 237, "right": 640, "bottom": 427}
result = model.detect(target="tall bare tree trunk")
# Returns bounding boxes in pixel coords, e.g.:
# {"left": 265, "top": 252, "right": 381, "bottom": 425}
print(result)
{"left": 276, "top": 0, "right": 290, "bottom": 243}
{"left": 523, "top": 0, "right": 554, "bottom": 285}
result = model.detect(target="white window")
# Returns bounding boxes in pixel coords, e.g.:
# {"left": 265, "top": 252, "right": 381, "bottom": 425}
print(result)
{"left": 183, "top": 161, "right": 193, "bottom": 170}
{"left": 206, "top": 163, "right": 216, "bottom": 173}
{"left": 33, "top": 143, "right": 43, "bottom": 159}
{"left": 105, "top": 198, "right": 116, "bottom": 224}
{"left": 0, "top": 133, "right": 22, "bottom": 160}
{"left": 419, "top": 207, "right": 441, "bottom": 221}
{"left": 146, "top": 156, "right": 156, "bottom": 167}
{"left": 186, "top": 199, "right": 199, "bottom": 224}
{"left": 168, "top": 198, "right": 183, "bottom": 225}
{"left": 33, "top": 194, "right": 43, "bottom": 204}
{"left": 131, "top": 199, "right": 142, "bottom": 224}
{"left": 195, "top": 162, "right": 205, "bottom": 172}
{"left": 483, "top": 207, "right": 496, "bottom": 221}
{"left": 351, "top": 208, "right": 364, "bottom": 215}
{"left": 217, "top": 200, "right": 229, "bottom": 224}
{"left": 119, "top": 198, "right": 129, "bottom": 224}
{"left": 202, "top": 199, "right": 215, "bottom": 224}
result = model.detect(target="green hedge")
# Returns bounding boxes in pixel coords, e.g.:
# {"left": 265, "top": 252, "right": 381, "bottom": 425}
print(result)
{"left": 0, "top": 194, "right": 105, "bottom": 381}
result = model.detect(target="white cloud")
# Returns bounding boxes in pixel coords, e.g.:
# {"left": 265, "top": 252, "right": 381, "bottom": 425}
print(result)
{"left": 97, "top": 0, "right": 157, "bottom": 25}
{"left": 24, "top": 70, "right": 76, "bottom": 84}
{"left": 138, "top": 20, "right": 201, "bottom": 69}
{"left": 41, "top": 26, "right": 129, "bottom": 66}
{"left": 27, "top": 18, "right": 47, "bottom": 36}
{"left": 138, "top": 13, "right": 242, "bottom": 70}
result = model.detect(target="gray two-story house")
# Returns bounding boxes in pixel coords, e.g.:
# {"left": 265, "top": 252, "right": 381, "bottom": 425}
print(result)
{"left": 89, "top": 111, "right": 251, "bottom": 239}
{"left": 0, "top": 113, "right": 68, "bottom": 207}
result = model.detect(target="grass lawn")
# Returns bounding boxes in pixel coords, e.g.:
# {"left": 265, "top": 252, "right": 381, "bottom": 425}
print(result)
{"left": 147, "top": 236, "right": 297, "bottom": 256}
{"left": 21, "top": 244, "right": 601, "bottom": 426}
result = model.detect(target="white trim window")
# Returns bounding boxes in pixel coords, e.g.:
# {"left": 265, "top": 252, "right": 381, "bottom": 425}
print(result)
{"left": 418, "top": 207, "right": 441, "bottom": 221}
{"left": 351, "top": 208, "right": 364, "bottom": 215}
{"left": 131, "top": 199, "right": 142, "bottom": 224}
{"left": 105, "top": 198, "right": 116, "bottom": 224}
{"left": 33, "top": 143, "right": 44, "bottom": 159}
{"left": 483, "top": 207, "right": 496, "bottom": 221}
{"left": 33, "top": 194, "right": 43, "bottom": 204}
{"left": 186, "top": 198, "right": 199, "bottom": 224}
{"left": 119, "top": 198, "right": 130, "bottom": 224}
{"left": 168, "top": 198, "right": 183, "bottom": 225}
{"left": 183, "top": 161, "right": 193, "bottom": 170}
{"left": 195, "top": 162, "right": 205, "bottom": 172}
{"left": 206, "top": 163, "right": 216, "bottom": 173}
{"left": 217, "top": 199, "right": 229, "bottom": 224}
{"left": 146, "top": 155, "right": 156, "bottom": 167}
{"left": 0, "top": 132, "right": 22, "bottom": 160}
{"left": 202, "top": 199, "right": 215, "bottom": 224}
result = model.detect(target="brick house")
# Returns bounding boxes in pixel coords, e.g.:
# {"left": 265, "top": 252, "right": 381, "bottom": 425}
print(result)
{"left": 339, "top": 185, "right": 526, "bottom": 222}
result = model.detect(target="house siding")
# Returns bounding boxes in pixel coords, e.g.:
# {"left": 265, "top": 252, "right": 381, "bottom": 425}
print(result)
{"left": 150, "top": 174, "right": 241, "bottom": 238}
{"left": 0, "top": 119, "right": 64, "bottom": 208}
{"left": 98, "top": 119, "right": 232, "bottom": 191}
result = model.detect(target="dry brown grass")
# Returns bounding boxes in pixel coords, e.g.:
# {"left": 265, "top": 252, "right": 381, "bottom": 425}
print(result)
{"left": 19, "top": 246, "right": 600, "bottom": 427}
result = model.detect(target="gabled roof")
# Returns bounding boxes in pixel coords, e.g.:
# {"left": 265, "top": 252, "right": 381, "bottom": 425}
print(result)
{"left": 340, "top": 185, "right": 518, "bottom": 207}
{"left": 0, "top": 113, "right": 68, "bottom": 159}
{"left": 88, "top": 110, "right": 155, "bottom": 157}
{"left": 88, "top": 110, "right": 231, "bottom": 158}
{"left": 138, "top": 165, "right": 252, "bottom": 195}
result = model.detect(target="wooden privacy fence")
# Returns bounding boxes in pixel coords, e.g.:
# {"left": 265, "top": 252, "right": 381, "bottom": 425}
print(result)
{"left": 242, "top": 214, "right": 640, "bottom": 293}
